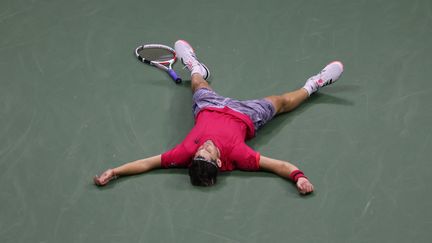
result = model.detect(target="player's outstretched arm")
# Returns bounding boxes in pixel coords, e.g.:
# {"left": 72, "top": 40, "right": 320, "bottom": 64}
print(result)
{"left": 94, "top": 155, "right": 162, "bottom": 186}
{"left": 259, "top": 155, "right": 314, "bottom": 194}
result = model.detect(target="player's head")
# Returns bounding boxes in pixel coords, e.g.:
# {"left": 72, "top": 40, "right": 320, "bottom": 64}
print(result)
{"left": 189, "top": 140, "right": 221, "bottom": 187}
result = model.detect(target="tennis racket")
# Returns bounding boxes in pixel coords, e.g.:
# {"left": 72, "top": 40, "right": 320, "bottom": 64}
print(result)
{"left": 134, "top": 44, "right": 182, "bottom": 84}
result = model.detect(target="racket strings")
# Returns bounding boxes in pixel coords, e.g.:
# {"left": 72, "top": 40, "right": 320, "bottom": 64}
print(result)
{"left": 138, "top": 48, "right": 174, "bottom": 62}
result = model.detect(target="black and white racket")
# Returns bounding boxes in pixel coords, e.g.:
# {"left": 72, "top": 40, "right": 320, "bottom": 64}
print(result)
{"left": 134, "top": 44, "right": 182, "bottom": 83}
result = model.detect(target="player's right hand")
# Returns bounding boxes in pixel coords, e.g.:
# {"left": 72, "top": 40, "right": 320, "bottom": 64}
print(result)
{"left": 94, "top": 169, "right": 117, "bottom": 186}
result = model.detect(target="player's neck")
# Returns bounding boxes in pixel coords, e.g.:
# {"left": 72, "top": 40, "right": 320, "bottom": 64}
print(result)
{"left": 206, "top": 140, "right": 221, "bottom": 158}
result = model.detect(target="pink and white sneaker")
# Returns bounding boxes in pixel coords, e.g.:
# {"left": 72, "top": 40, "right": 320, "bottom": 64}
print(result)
{"left": 174, "top": 40, "right": 210, "bottom": 80}
{"left": 303, "top": 61, "right": 344, "bottom": 96}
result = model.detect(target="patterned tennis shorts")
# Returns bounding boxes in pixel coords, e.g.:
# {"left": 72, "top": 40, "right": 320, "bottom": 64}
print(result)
{"left": 192, "top": 88, "right": 276, "bottom": 131}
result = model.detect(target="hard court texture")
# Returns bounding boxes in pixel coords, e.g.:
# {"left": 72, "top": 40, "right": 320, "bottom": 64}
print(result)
{"left": 1, "top": 0, "right": 432, "bottom": 242}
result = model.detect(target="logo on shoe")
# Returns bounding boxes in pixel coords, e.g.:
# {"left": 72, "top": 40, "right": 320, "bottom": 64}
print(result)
{"left": 181, "top": 58, "right": 194, "bottom": 70}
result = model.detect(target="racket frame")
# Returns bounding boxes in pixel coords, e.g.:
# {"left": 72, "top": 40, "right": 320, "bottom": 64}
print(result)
{"left": 134, "top": 44, "right": 182, "bottom": 83}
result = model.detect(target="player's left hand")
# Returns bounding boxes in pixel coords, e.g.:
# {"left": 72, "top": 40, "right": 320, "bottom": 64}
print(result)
{"left": 296, "top": 177, "right": 314, "bottom": 195}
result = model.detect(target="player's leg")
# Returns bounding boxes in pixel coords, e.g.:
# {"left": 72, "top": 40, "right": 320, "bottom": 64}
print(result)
{"left": 174, "top": 40, "right": 210, "bottom": 93}
{"left": 191, "top": 73, "right": 212, "bottom": 93}
{"left": 266, "top": 61, "right": 344, "bottom": 115}
{"left": 265, "top": 88, "right": 309, "bottom": 114}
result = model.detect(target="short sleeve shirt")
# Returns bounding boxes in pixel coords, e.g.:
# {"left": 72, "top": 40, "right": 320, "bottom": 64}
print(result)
{"left": 161, "top": 107, "right": 260, "bottom": 171}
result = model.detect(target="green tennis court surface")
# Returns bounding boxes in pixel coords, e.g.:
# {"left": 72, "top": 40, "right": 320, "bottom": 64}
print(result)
{"left": 1, "top": 0, "right": 431, "bottom": 242}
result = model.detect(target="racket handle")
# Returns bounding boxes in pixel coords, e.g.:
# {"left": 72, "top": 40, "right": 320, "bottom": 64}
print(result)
{"left": 168, "top": 69, "right": 182, "bottom": 84}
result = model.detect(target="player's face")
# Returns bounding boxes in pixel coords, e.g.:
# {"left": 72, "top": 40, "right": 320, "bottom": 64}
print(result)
{"left": 194, "top": 140, "right": 220, "bottom": 162}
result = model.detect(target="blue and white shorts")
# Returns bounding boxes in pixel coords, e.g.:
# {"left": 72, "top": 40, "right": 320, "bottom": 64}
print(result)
{"left": 192, "top": 88, "right": 276, "bottom": 131}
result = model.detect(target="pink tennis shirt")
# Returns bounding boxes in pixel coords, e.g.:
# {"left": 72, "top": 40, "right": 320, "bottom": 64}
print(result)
{"left": 161, "top": 106, "right": 260, "bottom": 171}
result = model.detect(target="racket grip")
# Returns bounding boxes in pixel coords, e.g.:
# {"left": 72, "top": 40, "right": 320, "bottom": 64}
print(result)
{"left": 168, "top": 69, "right": 182, "bottom": 84}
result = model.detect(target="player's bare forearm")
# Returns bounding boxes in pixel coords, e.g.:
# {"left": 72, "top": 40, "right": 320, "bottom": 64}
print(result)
{"left": 113, "top": 155, "right": 161, "bottom": 176}
{"left": 259, "top": 155, "right": 314, "bottom": 194}
{"left": 94, "top": 155, "right": 161, "bottom": 186}
{"left": 259, "top": 155, "right": 299, "bottom": 178}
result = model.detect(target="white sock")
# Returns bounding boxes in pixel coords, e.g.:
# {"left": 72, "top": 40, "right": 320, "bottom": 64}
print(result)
{"left": 303, "top": 79, "right": 318, "bottom": 96}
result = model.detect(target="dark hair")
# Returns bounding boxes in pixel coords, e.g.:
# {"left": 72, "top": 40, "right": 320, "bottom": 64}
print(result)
{"left": 188, "top": 156, "right": 219, "bottom": 187}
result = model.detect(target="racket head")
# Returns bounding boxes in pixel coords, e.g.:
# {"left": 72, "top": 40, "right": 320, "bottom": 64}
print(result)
{"left": 135, "top": 44, "right": 176, "bottom": 66}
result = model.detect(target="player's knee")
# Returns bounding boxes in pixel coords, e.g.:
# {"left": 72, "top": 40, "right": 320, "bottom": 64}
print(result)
{"left": 281, "top": 96, "right": 295, "bottom": 112}
{"left": 264, "top": 96, "right": 281, "bottom": 113}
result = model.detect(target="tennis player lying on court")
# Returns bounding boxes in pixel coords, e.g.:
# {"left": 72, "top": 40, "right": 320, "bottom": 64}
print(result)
{"left": 94, "top": 40, "right": 344, "bottom": 194}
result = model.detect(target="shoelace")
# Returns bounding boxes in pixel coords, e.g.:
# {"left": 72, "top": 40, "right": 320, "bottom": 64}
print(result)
{"left": 181, "top": 58, "right": 201, "bottom": 71}
{"left": 180, "top": 51, "right": 200, "bottom": 69}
